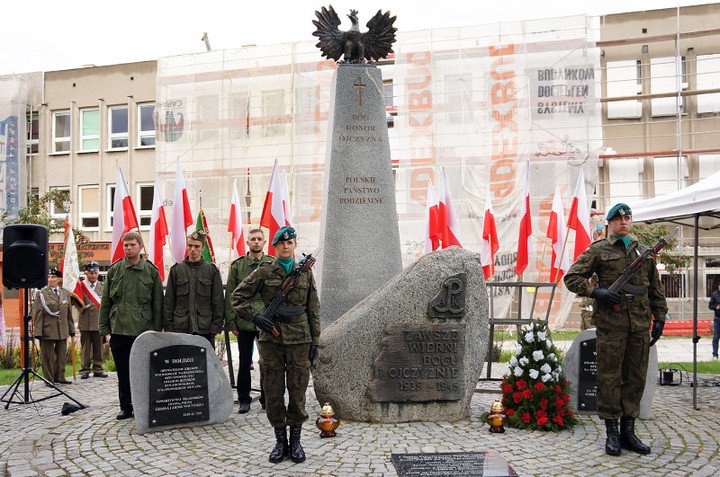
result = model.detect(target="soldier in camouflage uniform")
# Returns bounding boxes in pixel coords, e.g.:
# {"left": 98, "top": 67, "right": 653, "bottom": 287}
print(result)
{"left": 232, "top": 226, "right": 320, "bottom": 464}
{"left": 565, "top": 203, "right": 667, "bottom": 456}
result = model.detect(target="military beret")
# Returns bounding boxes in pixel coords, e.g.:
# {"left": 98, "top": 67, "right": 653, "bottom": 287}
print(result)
{"left": 84, "top": 262, "right": 99, "bottom": 272}
{"left": 188, "top": 229, "right": 207, "bottom": 244}
{"left": 606, "top": 203, "right": 632, "bottom": 221}
{"left": 48, "top": 268, "right": 62, "bottom": 277}
{"left": 272, "top": 226, "right": 296, "bottom": 245}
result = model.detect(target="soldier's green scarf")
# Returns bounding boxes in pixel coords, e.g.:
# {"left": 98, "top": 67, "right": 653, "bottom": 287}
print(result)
{"left": 613, "top": 235, "right": 631, "bottom": 249}
{"left": 277, "top": 257, "right": 294, "bottom": 274}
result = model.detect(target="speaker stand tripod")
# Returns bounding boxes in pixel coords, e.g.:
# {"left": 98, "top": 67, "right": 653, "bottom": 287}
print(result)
{"left": 1, "top": 288, "right": 86, "bottom": 410}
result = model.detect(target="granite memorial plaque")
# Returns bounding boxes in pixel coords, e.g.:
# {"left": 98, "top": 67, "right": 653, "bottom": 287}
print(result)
{"left": 577, "top": 338, "right": 597, "bottom": 411}
{"left": 370, "top": 323, "right": 465, "bottom": 402}
{"left": 392, "top": 451, "right": 517, "bottom": 477}
{"left": 149, "top": 344, "right": 209, "bottom": 427}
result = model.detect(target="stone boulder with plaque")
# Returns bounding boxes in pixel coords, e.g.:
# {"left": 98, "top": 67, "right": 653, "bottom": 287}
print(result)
{"left": 129, "top": 331, "right": 233, "bottom": 434}
{"left": 564, "top": 328, "right": 657, "bottom": 419}
{"left": 313, "top": 246, "right": 489, "bottom": 423}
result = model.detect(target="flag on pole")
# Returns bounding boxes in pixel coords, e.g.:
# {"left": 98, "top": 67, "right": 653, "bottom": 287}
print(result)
{"left": 516, "top": 161, "right": 533, "bottom": 276}
{"left": 62, "top": 225, "right": 83, "bottom": 305}
{"left": 170, "top": 158, "right": 193, "bottom": 263}
{"left": 547, "top": 186, "right": 570, "bottom": 283}
{"left": 424, "top": 179, "right": 440, "bottom": 254}
{"left": 228, "top": 179, "right": 246, "bottom": 260}
{"left": 439, "top": 167, "right": 463, "bottom": 248}
{"left": 196, "top": 208, "right": 216, "bottom": 263}
{"left": 567, "top": 169, "right": 592, "bottom": 260}
{"left": 110, "top": 167, "right": 140, "bottom": 263}
{"left": 280, "top": 171, "right": 294, "bottom": 227}
{"left": 59, "top": 217, "right": 70, "bottom": 273}
{"left": 148, "top": 179, "right": 169, "bottom": 281}
{"left": 260, "top": 159, "right": 285, "bottom": 256}
{"left": 480, "top": 186, "right": 499, "bottom": 281}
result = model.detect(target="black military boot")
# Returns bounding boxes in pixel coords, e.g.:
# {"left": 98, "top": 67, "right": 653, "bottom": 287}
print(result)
{"left": 604, "top": 419, "right": 622, "bottom": 456}
{"left": 289, "top": 425, "right": 306, "bottom": 463}
{"left": 620, "top": 416, "right": 651, "bottom": 454}
{"left": 268, "top": 426, "right": 289, "bottom": 463}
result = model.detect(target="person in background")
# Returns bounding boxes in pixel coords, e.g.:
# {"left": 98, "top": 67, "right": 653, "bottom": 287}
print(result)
{"left": 79, "top": 262, "right": 108, "bottom": 379}
{"left": 709, "top": 280, "right": 720, "bottom": 360}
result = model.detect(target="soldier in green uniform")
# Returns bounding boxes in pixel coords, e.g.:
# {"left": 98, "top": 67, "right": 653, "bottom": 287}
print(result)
{"left": 225, "top": 228, "right": 274, "bottom": 413}
{"left": 232, "top": 226, "right": 320, "bottom": 464}
{"left": 79, "top": 262, "right": 108, "bottom": 379}
{"left": 565, "top": 203, "right": 667, "bottom": 456}
{"left": 163, "top": 230, "right": 224, "bottom": 346}
{"left": 99, "top": 231, "right": 164, "bottom": 420}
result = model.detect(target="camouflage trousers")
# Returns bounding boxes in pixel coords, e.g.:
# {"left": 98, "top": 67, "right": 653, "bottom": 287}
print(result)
{"left": 258, "top": 341, "right": 311, "bottom": 428}
{"left": 595, "top": 328, "right": 649, "bottom": 419}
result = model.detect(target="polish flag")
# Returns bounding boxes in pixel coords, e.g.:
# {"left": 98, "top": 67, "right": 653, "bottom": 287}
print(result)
{"left": 228, "top": 179, "right": 246, "bottom": 260}
{"left": 110, "top": 167, "right": 140, "bottom": 263}
{"left": 260, "top": 159, "right": 285, "bottom": 256}
{"left": 424, "top": 179, "right": 440, "bottom": 254}
{"left": 148, "top": 179, "right": 169, "bottom": 281}
{"left": 567, "top": 169, "right": 592, "bottom": 260}
{"left": 547, "top": 186, "right": 570, "bottom": 283}
{"left": 480, "top": 186, "right": 499, "bottom": 281}
{"left": 170, "top": 159, "right": 193, "bottom": 263}
{"left": 280, "top": 171, "right": 294, "bottom": 227}
{"left": 62, "top": 225, "right": 83, "bottom": 305}
{"left": 516, "top": 162, "right": 533, "bottom": 276}
{"left": 438, "top": 168, "right": 462, "bottom": 248}
{"left": 80, "top": 281, "right": 101, "bottom": 308}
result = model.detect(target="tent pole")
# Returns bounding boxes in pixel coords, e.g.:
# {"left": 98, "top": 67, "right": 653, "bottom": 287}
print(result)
{"left": 693, "top": 213, "right": 699, "bottom": 409}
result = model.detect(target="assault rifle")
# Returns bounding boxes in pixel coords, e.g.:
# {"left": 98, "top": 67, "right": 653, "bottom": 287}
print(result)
{"left": 608, "top": 227, "right": 678, "bottom": 311}
{"left": 263, "top": 244, "right": 322, "bottom": 337}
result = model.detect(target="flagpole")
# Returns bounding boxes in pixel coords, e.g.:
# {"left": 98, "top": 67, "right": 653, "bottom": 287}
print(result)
{"left": 538, "top": 240, "right": 548, "bottom": 280}
{"left": 556, "top": 232, "right": 571, "bottom": 284}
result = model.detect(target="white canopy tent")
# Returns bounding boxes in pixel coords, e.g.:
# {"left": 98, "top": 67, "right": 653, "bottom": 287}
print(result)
{"left": 629, "top": 169, "right": 720, "bottom": 409}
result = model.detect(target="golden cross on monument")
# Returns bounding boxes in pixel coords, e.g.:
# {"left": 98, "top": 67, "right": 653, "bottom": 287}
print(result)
{"left": 354, "top": 76, "right": 366, "bottom": 108}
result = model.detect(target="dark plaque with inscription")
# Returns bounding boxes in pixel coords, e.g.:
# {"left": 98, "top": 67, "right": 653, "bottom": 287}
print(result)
{"left": 149, "top": 345, "right": 209, "bottom": 427}
{"left": 578, "top": 338, "right": 597, "bottom": 411}
{"left": 370, "top": 324, "right": 465, "bottom": 402}
{"left": 392, "top": 451, "right": 517, "bottom": 477}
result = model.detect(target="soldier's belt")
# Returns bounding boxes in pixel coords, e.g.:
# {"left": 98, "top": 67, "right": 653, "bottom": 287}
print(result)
{"left": 273, "top": 305, "right": 306, "bottom": 323}
{"left": 620, "top": 283, "right": 648, "bottom": 295}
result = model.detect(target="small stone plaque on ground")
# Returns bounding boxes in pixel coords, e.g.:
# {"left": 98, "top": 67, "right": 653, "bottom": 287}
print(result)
{"left": 149, "top": 344, "right": 209, "bottom": 427}
{"left": 392, "top": 451, "right": 517, "bottom": 477}
{"left": 578, "top": 338, "right": 597, "bottom": 411}
{"left": 370, "top": 323, "right": 465, "bottom": 402}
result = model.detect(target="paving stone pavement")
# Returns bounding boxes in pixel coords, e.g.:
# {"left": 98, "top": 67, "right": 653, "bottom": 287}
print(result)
{"left": 0, "top": 356, "right": 718, "bottom": 476}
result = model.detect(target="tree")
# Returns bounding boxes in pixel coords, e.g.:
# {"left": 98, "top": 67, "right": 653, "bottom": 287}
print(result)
{"left": 630, "top": 223, "right": 690, "bottom": 276}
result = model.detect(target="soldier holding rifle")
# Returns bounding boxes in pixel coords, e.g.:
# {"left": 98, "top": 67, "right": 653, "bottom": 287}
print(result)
{"left": 232, "top": 226, "right": 320, "bottom": 464}
{"left": 565, "top": 203, "right": 668, "bottom": 456}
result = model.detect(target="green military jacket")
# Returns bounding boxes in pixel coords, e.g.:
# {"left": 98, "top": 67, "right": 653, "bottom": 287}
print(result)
{"left": 225, "top": 252, "right": 274, "bottom": 332}
{"left": 32, "top": 287, "right": 75, "bottom": 340}
{"left": 564, "top": 235, "right": 668, "bottom": 332}
{"left": 98, "top": 258, "right": 164, "bottom": 336}
{"left": 79, "top": 281, "right": 103, "bottom": 331}
{"left": 232, "top": 259, "right": 321, "bottom": 345}
{"left": 164, "top": 258, "right": 224, "bottom": 334}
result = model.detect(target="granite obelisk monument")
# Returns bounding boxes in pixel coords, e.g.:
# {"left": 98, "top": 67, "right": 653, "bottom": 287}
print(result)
{"left": 313, "top": 6, "right": 401, "bottom": 327}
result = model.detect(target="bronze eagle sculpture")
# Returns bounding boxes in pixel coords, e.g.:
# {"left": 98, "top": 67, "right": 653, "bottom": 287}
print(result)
{"left": 312, "top": 5, "right": 397, "bottom": 63}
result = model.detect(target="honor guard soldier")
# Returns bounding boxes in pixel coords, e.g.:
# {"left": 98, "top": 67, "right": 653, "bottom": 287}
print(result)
{"left": 232, "top": 226, "right": 320, "bottom": 464}
{"left": 79, "top": 262, "right": 108, "bottom": 379}
{"left": 33, "top": 268, "right": 75, "bottom": 384}
{"left": 565, "top": 203, "right": 667, "bottom": 456}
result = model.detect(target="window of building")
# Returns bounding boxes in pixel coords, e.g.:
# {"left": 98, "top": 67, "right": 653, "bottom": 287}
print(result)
{"left": 705, "top": 258, "right": 720, "bottom": 297}
{"left": 294, "top": 87, "right": 315, "bottom": 136}
{"left": 80, "top": 108, "right": 100, "bottom": 151}
{"left": 660, "top": 271, "right": 686, "bottom": 299}
{"left": 229, "top": 93, "right": 249, "bottom": 141}
{"left": 696, "top": 54, "right": 720, "bottom": 114}
{"left": 698, "top": 154, "right": 720, "bottom": 179}
{"left": 106, "top": 184, "right": 115, "bottom": 230}
{"left": 52, "top": 110, "right": 71, "bottom": 153}
{"left": 445, "top": 74, "right": 472, "bottom": 124}
{"left": 137, "top": 103, "right": 156, "bottom": 147}
{"left": 137, "top": 182, "right": 154, "bottom": 229}
{"left": 384, "top": 79, "right": 396, "bottom": 128}
{"left": 653, "top": 156, "right": 687, "bottom": 193}
{"left": 608, "top": 158, "right": 643, "bottom": 203}
{"left": 26, "top": 113, "right": 38, "bottom": 155}
{"left": 49, "top": 186, "right": 71, "bottom": 221}
{"left": 606, "top": 60, "right": 642, "bottom": 119}
{"left": 262, "top": 89, "right": 285, "bottom": 137}
{"left": 108, "top": 106, "right": 128, "bottom": 149}
{"left": 78, "top": 185, "right": 99, "bottom": 230}
{"left": 651, "top": 56, "right": 685, "bottom": 117}
{"left": 197, "top": 96, "right": 219, "bottom": 143}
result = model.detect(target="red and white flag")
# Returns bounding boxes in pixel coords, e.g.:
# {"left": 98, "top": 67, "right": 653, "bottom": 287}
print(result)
{"left": 567, "top": 169, "right": 592, "bottom": 260}
{"left": 260, "top": 159, "right": 285, "bottom": 256}
{"left": 61, "top": 225, "right": 83, "bottom": 305}
{"left": 110, "top": 167, "right": 140, "bottom": 263}
{"left": 149, "top": 179, "right": 169, "bottom": 281}
{"left": 80, "top": 281, "right": 101, "bottom": 308}
{"left": 516, "top": 161, "right": 533, "bottom": 276}
{"left": 480, "top": 186, "right": 499, "bottom": 281}
{"left": 280, "top": 171, "right": 294, "bottom": 227}
{"left": 547, "top": 186, "right": 570, "bottom": 283}
{"left": 171, "top": 158, "right": 193, "bottom": 263}
{"left": 424, "top": 179, "right": 440, "bottom": 254}
{"left": 228, "top": 179, "right": 246, "bottom": 260}
{"left": 439, "top": 168, "right": 462, "bottom": 248}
